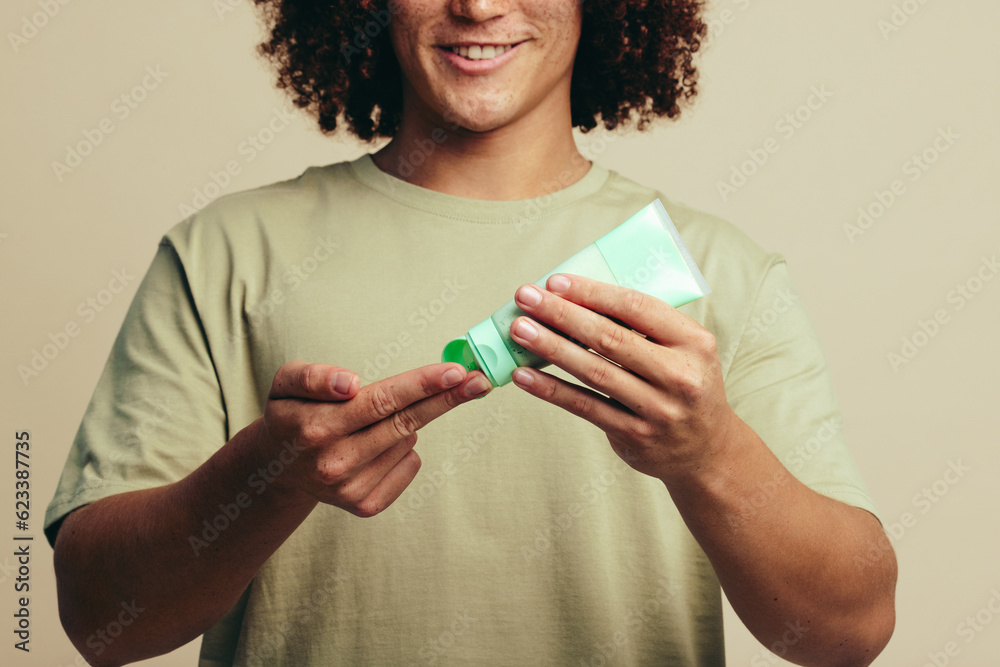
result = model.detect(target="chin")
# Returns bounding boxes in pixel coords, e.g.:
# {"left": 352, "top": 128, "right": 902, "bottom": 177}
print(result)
{"left": 442, "top": 106, "right": 520, "bottom": 133}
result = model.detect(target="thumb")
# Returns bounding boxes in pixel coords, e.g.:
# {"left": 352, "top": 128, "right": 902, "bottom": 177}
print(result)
{"left": 269, "top": 361, "right": 360, "bottom": 402}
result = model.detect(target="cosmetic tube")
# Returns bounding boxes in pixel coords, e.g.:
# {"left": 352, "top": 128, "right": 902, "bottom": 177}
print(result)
{"left": 442, "top": 199, "right": 710, "bottom": 387}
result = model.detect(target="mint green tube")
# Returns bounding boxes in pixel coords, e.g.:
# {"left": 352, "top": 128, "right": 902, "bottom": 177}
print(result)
{"left": 442, "top": 199, "right": 711, "bottom": 387}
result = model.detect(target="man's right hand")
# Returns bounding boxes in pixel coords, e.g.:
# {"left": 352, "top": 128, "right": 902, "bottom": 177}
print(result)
{"left": 258, "top": 361, "right": 492, "bottom": 517}
{"left": 53, "top": 360, "right": 491, "bottom": 666}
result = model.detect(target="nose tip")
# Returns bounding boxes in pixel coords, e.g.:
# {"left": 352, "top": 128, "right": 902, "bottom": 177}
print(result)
{"left": 449, "top": 0, "right": 509, "bottom": 22}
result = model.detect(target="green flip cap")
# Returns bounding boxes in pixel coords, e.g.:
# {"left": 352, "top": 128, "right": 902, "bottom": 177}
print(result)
{"left": 442, "top": 199, "right": 710, "bottom": 387}
{"left": 442, "top": 318, "right": 516, "bottom": 388}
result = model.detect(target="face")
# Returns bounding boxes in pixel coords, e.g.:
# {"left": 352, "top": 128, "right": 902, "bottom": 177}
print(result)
{"left": 387, "top": 0, "right": 583, "bottom": 133}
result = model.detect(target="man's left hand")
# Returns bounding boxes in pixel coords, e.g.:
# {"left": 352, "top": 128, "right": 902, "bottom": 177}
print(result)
{"left": 509, "top": 273, "right": 737, "bottom": 482}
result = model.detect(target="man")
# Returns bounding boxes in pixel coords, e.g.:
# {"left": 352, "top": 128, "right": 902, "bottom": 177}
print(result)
{"left": 47, "top": 1, "right": 896, "bottom": 665}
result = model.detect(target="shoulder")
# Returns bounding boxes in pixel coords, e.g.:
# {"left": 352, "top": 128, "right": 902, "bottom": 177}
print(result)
{"left": 599, "top": 168, "right": 785, "bottom": 283}
{"left": 163, "top": 161, "right": 359, "bottom": 257}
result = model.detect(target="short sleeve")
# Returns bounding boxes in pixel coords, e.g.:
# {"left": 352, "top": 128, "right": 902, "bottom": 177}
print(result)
{"left": 724, "top": 257, "right": 880, "bottom": 521}
{"left": 44, "top": 240, "right": 228, "bottom": 546}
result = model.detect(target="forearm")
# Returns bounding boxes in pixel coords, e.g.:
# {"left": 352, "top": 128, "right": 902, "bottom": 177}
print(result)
{"left": 53, "top": 417, "right": 317, "bottom": 666}
{"left": 663, "top": 414, "right": 896, "bottom": 667}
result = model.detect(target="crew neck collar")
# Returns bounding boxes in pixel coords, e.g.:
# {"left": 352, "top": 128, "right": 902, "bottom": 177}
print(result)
{"left": 348, "top": 153, "right": 609, "bottom": 225}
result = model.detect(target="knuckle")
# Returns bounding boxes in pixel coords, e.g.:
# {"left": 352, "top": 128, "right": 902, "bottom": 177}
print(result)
{"left": 627, "top": 418, "right": 655, "bottom": 441}
{"left": 390, "top": 409, "right": 420, "bottom": 439}
{"left": 270, "top": 361, "right": 301, "bottom": 397}
{"left": 417, "top": 372, "right": 436, "bottom": 396}
{"left": 335, "top": 484, "right": 365, "bottom": 508}
{"left": 678, "top": 372, "right": 706, "bottom": 404}
{"left": 597, "top": 324, "right": 628, "bottom": 355}
{"left": 549, "top": 297, "right": 572, "bottom": 327}
{"left": 369, "top": 385, "right": 400, "bottom": 418}
{"left": 651, "top": 401, "right": 683, "bottom": 426}
{"left": 569, "top": 394, "right": 594, "bottom": 421}
{"left": 584, "top": 361, "right": 614, "bottom": 389}
{"left": 353, "top": 497, "right": 385, "bottom": 518}
{"left": 695, "top": 328, "right": 717, "bottom": 353}
{"left": 624, "top": 290, "right": 649, "bottom": 317}
{"left": 317, "top": 456, "right": 352, "bottom": 486}
{"left": 298, "top": 419, "right": 328, "bottom": 448}
{"left": 440, "top": 389, "right": 462, "bottom": 410}
{"left": 300, "top": 364, "right": 317, "bottom": 392}
{"left": 537, "top": 377, "right": 560, "bottom": 402}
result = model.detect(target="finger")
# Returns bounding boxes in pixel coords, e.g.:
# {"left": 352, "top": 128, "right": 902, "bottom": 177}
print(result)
{"left": 510, "top": 313, "right": 652, "bottom": 413}
{"left": 339, "top": 363, "right": 478, "bottom": 435}
{"left": 349, "top": 370, "right": 493, "bottom": 457}
{"left": 351, "top": 446, "right": 420, "bottom": 517}
{"left": 511, "top": 366, "right": 642, "bottom": 437}
{"left": 269, "top": 361, "right": 360, "bottom": 401}
{"left": 352, "top": 449, "right": 423, "bottom": 518}
{"left": 514, "top": 280, "right": 686, "bottom": 385}
{"left": 544, "top": 273, "right": 701, "bottom": 347}
{"left": 327, "top": 434, "right": 422, "bottom": 517}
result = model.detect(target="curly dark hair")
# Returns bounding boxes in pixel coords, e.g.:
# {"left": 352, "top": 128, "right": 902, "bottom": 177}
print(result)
{"left": 252, "top": 0, "right": 706, "bottom": 141}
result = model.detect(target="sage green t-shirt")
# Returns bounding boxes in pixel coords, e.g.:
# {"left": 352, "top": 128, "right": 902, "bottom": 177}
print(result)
{"left": 46, "top": 154, "right": 878, "bottom": 666}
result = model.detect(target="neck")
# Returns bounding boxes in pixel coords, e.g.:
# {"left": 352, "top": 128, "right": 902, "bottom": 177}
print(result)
{"left": 372, "top": 93, "right": 591, "bottom": 200}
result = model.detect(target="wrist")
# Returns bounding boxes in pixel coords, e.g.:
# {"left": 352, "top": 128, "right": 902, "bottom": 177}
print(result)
{"left": 656, "top": 408, "right": 746, "bottom": 490}
{"left": 238, "top": 417, "right": 316, "bottom": 511}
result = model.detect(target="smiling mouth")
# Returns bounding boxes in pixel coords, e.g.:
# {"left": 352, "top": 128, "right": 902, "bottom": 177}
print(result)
{"left": 445, "top": 44, "right": 518, "bottom": 61}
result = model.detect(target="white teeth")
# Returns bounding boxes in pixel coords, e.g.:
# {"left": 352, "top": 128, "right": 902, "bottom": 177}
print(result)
{"left": 449, "top": 44, "right": 512, "bottom": 61}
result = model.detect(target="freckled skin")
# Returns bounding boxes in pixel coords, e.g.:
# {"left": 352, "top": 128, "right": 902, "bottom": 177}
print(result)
{"left": 388, "top": 1, "right": 583, "bottom": 133}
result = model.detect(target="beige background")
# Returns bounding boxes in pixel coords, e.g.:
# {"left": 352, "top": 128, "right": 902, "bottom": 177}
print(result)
{"left": 2, "top": 0, "right": 998, "bottom": 665}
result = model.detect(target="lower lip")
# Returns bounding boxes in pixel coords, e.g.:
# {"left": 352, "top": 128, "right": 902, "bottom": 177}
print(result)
{"left": 438, "top": 43, "right": 522, "bottom": 75}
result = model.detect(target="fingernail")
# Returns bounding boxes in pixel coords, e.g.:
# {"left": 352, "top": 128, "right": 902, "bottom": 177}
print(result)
{"left": 513, "top": 318, "right": 538, "bottom": 341}
{"left": 548, "top": 274, "right": 570, "bottom": 293}
{"left": 512, "top": 368, "right": 534, "bottom": 387}
{"left": 464, "top": 374, "right": 492, "bottom": 398}
{"left": 516, "top": 284, "right": 542, "bottom": 307}
{"left": 442, "top": 368, "right": 464, "bottom": 387}
{"left": 333, "top": 372, "right": 354, "bottom": 394}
